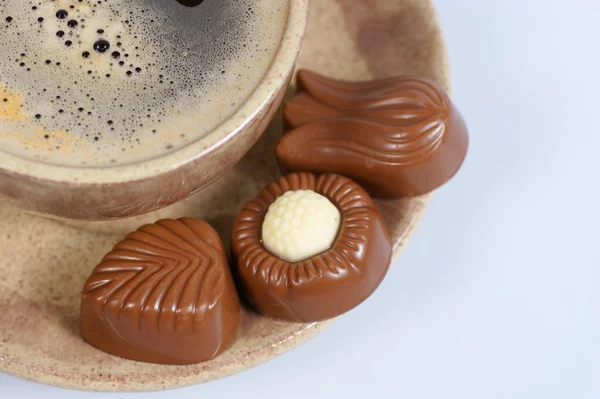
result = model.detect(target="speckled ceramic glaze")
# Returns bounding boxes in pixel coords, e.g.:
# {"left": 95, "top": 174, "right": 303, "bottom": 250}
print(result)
{"left": 0, "top": 0, "right": 450, "bottom": 391}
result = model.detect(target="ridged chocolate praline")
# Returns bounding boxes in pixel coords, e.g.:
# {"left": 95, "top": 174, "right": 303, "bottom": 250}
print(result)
{"left": 81, "top": 218, "right": 240, "bottom": 365}
{"left": 279, "top": 70, "right": 469, "bottom": 198}
{"left": 232, "top": 172, "right": 392, "bottom": 322}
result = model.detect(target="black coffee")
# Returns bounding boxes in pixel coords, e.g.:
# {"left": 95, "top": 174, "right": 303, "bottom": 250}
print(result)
{"left": 0, "top": 0, "right": 288, "bottom": 166}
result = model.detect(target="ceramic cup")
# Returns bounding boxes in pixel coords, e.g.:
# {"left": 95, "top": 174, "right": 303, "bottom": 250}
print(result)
{"left": 0, "top": 0, "right": 309, "bottom": 220}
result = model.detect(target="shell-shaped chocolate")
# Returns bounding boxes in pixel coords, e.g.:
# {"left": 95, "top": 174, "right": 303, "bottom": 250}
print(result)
{"left": 232, "top": 172, "right": 392, "bottom": 322}
{"left": 80, "top": 218, "right": 240, "bottom": 365}
{"left": 280, "top": 70, "right": 469, "bottom": 198}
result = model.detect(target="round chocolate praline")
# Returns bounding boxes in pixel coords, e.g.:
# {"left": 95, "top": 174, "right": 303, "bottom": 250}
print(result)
{"left": 232, "top": 172, "right": 392, "bottom": 322}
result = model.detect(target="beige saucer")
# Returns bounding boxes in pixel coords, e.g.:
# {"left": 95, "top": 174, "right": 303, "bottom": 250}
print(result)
{"left": 0, "top": 0, "right": 449, "bottom": 391}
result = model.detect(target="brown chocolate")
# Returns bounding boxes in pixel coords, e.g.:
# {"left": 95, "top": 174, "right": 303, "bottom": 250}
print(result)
{"left": 279, "top": 70, "right": 469, "bottom": 198}
{"left": 232, "top": 172, "right": 392, "bottom": 322}
{"left": 80, "top": 218, "right": 241, "bottom": 365}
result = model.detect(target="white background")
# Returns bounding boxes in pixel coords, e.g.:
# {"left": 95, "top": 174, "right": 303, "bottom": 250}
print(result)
{"left": 2, "top": 0, "right": 600, "bottom": 397}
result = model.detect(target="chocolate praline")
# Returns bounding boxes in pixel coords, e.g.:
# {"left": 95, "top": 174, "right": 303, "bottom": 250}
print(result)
{"left": 278, "top": 70, "right": 469, "bottom": 198}
{"left": 232, "top": 172, "right": 392, "bottom": 322}
{"left": 80, "top": 218, "right": 240, "bottom": 365}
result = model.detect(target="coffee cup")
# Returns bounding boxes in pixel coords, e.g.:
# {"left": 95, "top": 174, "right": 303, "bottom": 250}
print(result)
{"left": 0, "top": 0, "right": 309, "bottom": 220}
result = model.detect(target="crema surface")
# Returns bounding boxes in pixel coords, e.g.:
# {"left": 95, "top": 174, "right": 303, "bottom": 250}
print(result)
{"left": 0, "top": 0, "right": 288, "bottom": 166}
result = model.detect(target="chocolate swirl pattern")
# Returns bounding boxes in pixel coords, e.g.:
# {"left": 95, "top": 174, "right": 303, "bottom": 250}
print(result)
{"left": 279, "top": 70, "right": 469, "bottom": 198}
{"left": 232, "top": 172, "right": 392, "bottom": 322}
{"left": 80, "top": 218, "right": 241, "bottom": 365}
{"left": 286, "top": 70, "right": 448, "bottom": 127}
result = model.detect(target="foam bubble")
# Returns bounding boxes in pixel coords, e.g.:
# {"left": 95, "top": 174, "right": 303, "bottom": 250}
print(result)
{"left": 0, "top": 0, "right": 288, "bottom": 167}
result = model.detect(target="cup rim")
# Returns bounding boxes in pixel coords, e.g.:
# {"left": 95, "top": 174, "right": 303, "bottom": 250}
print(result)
{"left": 0, "top": 0, "right": 309, "bottom": 186}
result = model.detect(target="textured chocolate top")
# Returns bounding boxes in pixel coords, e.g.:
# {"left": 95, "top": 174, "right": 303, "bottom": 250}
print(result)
{"left": 279, "top": 70, "right": 469, "bottom": 198}
{"left": 80, "top": 218, "right": 240, "bottom": 365}
{"left": 232, "top": 172, "right": 392, "bottom": 322}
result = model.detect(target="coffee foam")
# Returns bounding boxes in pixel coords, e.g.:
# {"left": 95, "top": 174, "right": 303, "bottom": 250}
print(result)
{"left": 0, "top": 0, "right": 288, "bottom": 167}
